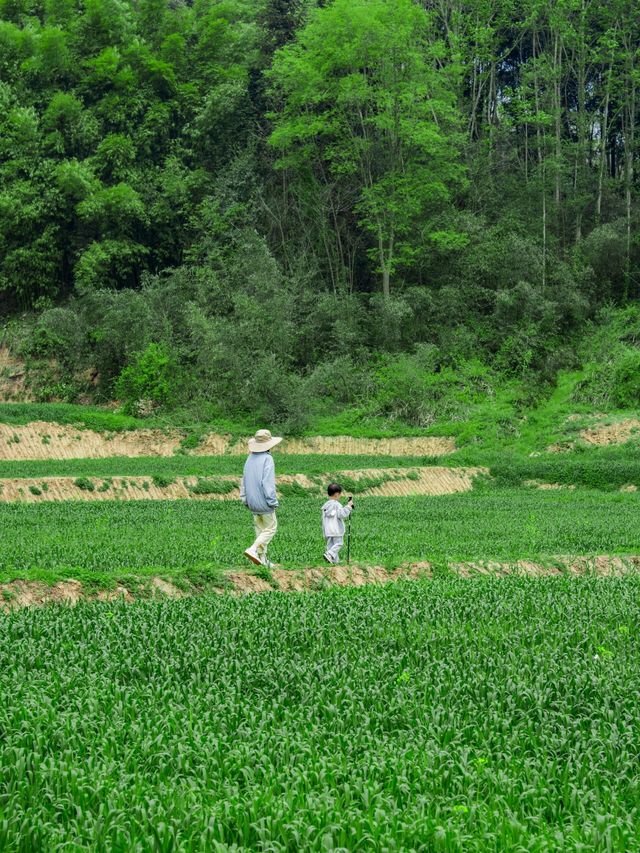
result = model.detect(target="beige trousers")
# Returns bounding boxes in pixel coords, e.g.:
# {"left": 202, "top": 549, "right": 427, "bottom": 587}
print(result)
{"left": 252, "top": 512, "right": 278, "bottom": 558}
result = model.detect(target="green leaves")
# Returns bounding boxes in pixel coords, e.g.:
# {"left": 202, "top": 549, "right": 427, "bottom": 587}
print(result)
{"left": 0, "top": 484, "right": 638, "bottom": 576}
{"left": 1, "top": 578, "right": 640, "bottom": 848}
{"left": 269, "top": 0, "right": 465, "bottom": 295}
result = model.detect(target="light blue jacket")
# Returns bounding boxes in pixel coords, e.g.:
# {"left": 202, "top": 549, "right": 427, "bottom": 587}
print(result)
{"left": 240, "top": 452, "right": 279, "bottom": 514}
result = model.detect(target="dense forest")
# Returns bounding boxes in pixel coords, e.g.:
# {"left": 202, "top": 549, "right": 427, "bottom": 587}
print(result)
{"left": 1, "top": 0, "right": 639, "bottom": 427}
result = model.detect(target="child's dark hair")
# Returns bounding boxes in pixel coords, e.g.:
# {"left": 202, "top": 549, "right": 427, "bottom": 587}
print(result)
{"left": 327, "top": 482, "right": 343, "bottom": 496}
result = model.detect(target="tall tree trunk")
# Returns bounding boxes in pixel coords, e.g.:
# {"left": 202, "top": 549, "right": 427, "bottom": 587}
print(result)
{"left": 382, "top": 267, "right": 390, "bottom": 299}
{"left": 553, "top": 31, "right": 563, "bottom": 209}
{"left": 574, "top": 0, "right": 588, "bottom": 243}
{"left": 533, "top": 30, "right": 547, "bottom": 292}
{"left": 596, "top": 53, "right": 614, "bottom": 221}
{"left": 623, "top": 61, "right": 636, "bottom": 297}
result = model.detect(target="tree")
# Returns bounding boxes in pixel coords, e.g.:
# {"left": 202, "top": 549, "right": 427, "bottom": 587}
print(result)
{"left": 269, "top": 0, "right": 466, "bottom": 298}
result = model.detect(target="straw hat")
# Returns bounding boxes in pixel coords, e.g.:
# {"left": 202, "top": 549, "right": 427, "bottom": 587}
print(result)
{"left": 248, "top": 428, "right": 283, "bottom": 453}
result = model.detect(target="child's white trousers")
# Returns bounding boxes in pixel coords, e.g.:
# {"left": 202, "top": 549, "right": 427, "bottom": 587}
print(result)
{"left": 325, "top": 536, "right": 344, "bottom": 563}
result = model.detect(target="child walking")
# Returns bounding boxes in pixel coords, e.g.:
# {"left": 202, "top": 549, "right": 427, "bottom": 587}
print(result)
{"left": 321, "top": 483, "right": 353, "bottom": 565}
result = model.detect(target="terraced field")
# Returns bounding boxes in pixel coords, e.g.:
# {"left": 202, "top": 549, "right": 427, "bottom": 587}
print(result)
{"left": 2, "top": 415, "right": 640, "bottom": 850}
{"left": 0, "top": 421, "right": 638, "bottom": 600}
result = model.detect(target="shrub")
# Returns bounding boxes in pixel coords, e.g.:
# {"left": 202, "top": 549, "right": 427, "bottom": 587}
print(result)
{"left": 27, "top": 307, "right": 86, "bottom": 370}
{"left": 188, "top": 478, "right": 236, "bottom": 495}
{"left": 115, "top": 343, "right": 177, "bottom": 415}
{"left": 370, "top": 346, "right": 494, "bottom": 426}
{"left": 73, "top": 477, "right": 95, "bottom": 492}
{"left": 152, "top": 474, "right": 175, "bottom": 488}
{"left": 610, "top": 350, "right": 640, "bottom": 408}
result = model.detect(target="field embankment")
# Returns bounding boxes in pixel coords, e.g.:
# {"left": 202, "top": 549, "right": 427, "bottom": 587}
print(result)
{"left": 2, "top": 555, "right": 640, "bottom": 610}
{"left": 0, "top": 466, "right": 485, "bottom": 502}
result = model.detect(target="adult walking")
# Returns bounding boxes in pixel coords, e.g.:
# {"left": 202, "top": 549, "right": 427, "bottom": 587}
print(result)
{"left": 240, "top": 428, "right": 282, "bottom": 568}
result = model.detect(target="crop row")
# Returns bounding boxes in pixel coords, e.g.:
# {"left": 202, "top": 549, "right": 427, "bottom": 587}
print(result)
{"left": 0, "top": 488, "right": 638, "bottom": 580}
{"left": 2, "top": 578, "right": 640, "bottom": 850}
{"left": 0, "top": 453, "right": 445, "bottom": 480}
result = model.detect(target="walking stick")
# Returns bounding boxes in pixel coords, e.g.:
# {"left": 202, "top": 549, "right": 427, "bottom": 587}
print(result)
{"left": 346, "top": 497, "right": 353, "bottom": 564}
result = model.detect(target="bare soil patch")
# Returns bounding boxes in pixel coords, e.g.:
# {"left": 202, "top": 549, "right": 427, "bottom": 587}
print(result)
{"left": 524, "top": 480, "right": 576, "bottom": 491}
{"left": 2, "top": 556, "right": 638, "bottom": 610}
{"left": 548, "top": 417, "right": 640, "bottom": 452}
{"left": 0, "top": 422, "right": 186, "bottom": 460}
{"left": 579, "top": 418, "right": 640, "bottom": 447}
{"left": 354, "top": 466, "right": 486, "bottom": 496}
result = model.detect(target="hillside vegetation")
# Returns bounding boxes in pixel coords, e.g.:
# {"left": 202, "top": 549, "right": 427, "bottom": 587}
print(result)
{"left": 0, "top": 0, "right": 639, "bottom": 428}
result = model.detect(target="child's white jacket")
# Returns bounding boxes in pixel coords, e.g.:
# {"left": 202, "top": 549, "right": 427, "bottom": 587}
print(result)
{"left": 321, "top": 499, "right": 352, "bottom": 538}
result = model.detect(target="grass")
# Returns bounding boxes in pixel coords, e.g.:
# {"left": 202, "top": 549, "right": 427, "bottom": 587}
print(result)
{"left": 1, "top": 578, "right": 640, "bottom": 850}
{"left": 0, "top": 401, "right": 441, "bottom": 439}
{"left": 0, "top": 487, "right": 638, "bottom": 584}
{"left": 187, "top": 477, "right": 237, "bottom": 495}
{"left": 0, "top": 402, "right": 147, "bottom": 431}
{"left": 0, "top": 453, "right": 448, "bottom": 480}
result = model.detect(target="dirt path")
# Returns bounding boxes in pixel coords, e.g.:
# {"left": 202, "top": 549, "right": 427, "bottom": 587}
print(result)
{"left": 0, "top": 467, "right": 486, "bottom": 502}
{"left": 2, "top": 556, "right": 638, "bottom": 611}
{"left": 0, "top": 422, "right": 455, "bottom": 461}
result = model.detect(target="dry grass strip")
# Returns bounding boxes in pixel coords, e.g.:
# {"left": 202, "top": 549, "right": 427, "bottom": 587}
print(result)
{"left": 224, "top": 435, "right": 456, "bottom": 457}
{"left": 0, "top": 422, "right": 455, "bottom": 461}
{"left": 0, "top": 422, "right": 192, "bottom": 460}
{"left": 0, "top": 467, "right": 486, "bottom": 502}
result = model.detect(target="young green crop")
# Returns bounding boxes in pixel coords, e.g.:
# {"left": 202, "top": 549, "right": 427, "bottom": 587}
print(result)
{"left": 1, "top": 578, "right": 640, "bottom": 850}
{"left": 0, "top": 488, "right": 638, "bottom": 583}
{"left": 0, "top": 453, "right": 446, "bottom": 480}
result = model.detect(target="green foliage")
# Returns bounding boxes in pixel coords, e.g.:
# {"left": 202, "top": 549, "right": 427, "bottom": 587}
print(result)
{"left": 0, "top": 488, "right": 638, "bottom": 577}
{"left": 73, "top": 476, "right": 95, "bottom": 491}
{"left": 114, "top": 342, "right": 176, "bottom": 414}
{"left": 187, "top": 477, "right": 236, "bottom": 496}
{"left": 2, "top": 579, "right": 640, "bottom": 848}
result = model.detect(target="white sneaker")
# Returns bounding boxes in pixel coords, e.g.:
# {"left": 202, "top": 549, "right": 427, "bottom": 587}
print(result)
{"left": 323, "top": 552, "right": 334, "bottom": 564}
{"left": 244, "top": 547, "right": 262, "bottom": 566}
